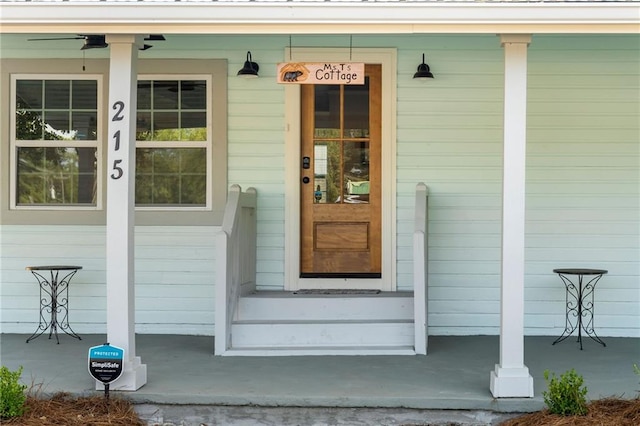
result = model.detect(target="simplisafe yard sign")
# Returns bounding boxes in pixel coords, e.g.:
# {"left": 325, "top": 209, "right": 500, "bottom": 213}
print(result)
{"left": 88, "top": 343, "right": 124, "bottom": 386}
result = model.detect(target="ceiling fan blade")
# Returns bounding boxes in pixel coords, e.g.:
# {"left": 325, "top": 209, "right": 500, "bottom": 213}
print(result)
{"left": 28, "top": 36, "right": 85, "bottom": 41}
{"left": 29, "top": 34, "right": 162, "bottom": 50}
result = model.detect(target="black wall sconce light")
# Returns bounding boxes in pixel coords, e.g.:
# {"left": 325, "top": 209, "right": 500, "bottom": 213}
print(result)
{"left": 413, "top": 53, "right": 434, "bottom": 80}
{"left": 237, "top": 51, "right": 260, "bottom": 78}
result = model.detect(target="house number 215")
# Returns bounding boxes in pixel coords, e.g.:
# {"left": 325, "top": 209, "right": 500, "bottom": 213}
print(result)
{"left": 110, "top": 101, "right": 125, "bottom": 180}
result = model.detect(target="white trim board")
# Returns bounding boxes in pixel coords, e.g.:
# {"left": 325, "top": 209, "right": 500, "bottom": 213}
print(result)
{"left": 1, "top": 4, "right": 638, "bottom": 35}
{"left": 284, "top": 48, "right": 397, "bottom": 292}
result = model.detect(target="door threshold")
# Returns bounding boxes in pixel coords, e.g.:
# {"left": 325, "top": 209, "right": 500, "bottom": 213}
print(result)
{"left": 293, "top": 289, "right": 381, "bottom": 295}
{"left": 299, "top": 273, "right": 382, "bottom": 279}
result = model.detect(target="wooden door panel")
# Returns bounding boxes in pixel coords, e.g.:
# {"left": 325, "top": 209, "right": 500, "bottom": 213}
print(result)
{"left": 300, "top": 64, "right": 381, "bottom": 279}
{"left": 314, "top": 222, "right": 369, "bottom": 251}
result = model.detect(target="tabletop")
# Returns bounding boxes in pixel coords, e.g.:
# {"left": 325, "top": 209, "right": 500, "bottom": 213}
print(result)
{"left": 26, "top": 266, "right": 83, "bottom": 271}
{"left": 553, "top": 268, "right": 608, "bottom": 275}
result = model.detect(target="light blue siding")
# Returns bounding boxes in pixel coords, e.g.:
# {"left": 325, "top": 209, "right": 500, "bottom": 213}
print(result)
{"left": 1, "top": 34, "right": 638, "bottom": 337}
{"left": 0, "top": 226, "right": 217, "bottom": 335}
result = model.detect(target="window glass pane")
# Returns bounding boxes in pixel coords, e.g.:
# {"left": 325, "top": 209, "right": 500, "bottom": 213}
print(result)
{"left": 137, "top": 82, "right": 152, "bottom": 110}
{"left": 314, "top": 85, "right": 340, "bottom": 138}
{"left": 153, "top": 81, "right": 179, "bottom": 109}
{"left": 135, "top": 148, "right": 206, "bottom": 206}
{"left": 72, "top": 80, "right": 97, "bottom": 109}
{"left": 136, "top": 112, "right": 152, "bottom": 140}
{"left": 137, "top": 79, "right": 207, "bottom": 142}
{"left": 17, "top": 147, "right": 97, "bottom": 205}
{"left": 181, "top": 80, "right": 206, "bottom": 109}
{"left": 16, "top": 80, "right": 43, "bottom": 109}
{"left": 152, "top": 111, "right": 180, "bottom": 140}
{"left": 343, "top": 77, "right": 369, "bottom": 138}
{"left": 44, "top": 80, "right": 70, "bottom": 109}
{"left": 313, "top": 141, "right": 341, "bottom": 204}
{"left": 43, "top": 111, "right": 70, "bottom": 140}
{"left": 15, "top": 109, "right": 45, "bottom": 140}
{"left": 343, "top": 142, "right": 369, "bottom": 204}
{"left": 181, "top": 111, "right": 206, "bottom": 141}
{"left": 17, "top": 79, "right": 98, "bottom": 142}
{"left": 71, "top": 112, "right": 98, "bottom": 140}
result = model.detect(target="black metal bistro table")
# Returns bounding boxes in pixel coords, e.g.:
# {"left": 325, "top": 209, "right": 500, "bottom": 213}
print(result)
{"left": 552, "top": 268, "right": 607, "bottom": 350}
{"left": 25, "top": 265, "right": 82, "bottom": 344}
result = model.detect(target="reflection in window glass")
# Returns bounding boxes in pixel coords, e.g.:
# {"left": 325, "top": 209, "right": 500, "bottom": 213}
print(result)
{"left": 44, "top": 80, "right": 69, "bottom": 109}
{"left": 311, "top": 79, "right": 371, "bottom": 205}
{"left": 136, "top": 148, "right": 206, "bottom": 206}
{"left": 343, "top": 78, "right": 369, "bottom": 138}
{"left": 136, "top": 80, "right": 207, "bottom": 142}
{"left": 14, "top": 78, "right": 99, "bottom": 207}
{"left": 342, "top": 142, "right": 369, "bottom": 203}
{"left": 313, "top": 141, "right": 341, "bottom": 204}
{"left": 314, "top": 85, "right": 340, "bottom": 138}
{"left": 17, "top": 147, "right": 97, "bottom": 205}
{"left": 72, "top": 80, "right": 98, "bottom": 109}
{"left": 16, "top": 79, "right": 98, "bottom": 141}
{"left": 136, "top": 79, "right": 208, "bottom": 207}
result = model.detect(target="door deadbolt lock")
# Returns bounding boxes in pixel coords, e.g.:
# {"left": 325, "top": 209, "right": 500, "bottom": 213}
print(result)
{"left": 302, "top": 176, "right": 310, "bottom": 184}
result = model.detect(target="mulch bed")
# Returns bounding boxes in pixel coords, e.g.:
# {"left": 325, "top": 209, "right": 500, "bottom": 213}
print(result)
{"left": 499, "top": 398, "right": 640, "bottom": 426}
{"left": 3, "top": 394, "right": 639, "bottom": 425}
{"left": 2, "top": 393, "right": 145, "bottom": 426}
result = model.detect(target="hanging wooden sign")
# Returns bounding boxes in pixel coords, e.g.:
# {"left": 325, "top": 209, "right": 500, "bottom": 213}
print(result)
{"left": 277, "top": 62, "right": 365, "bottom": 85}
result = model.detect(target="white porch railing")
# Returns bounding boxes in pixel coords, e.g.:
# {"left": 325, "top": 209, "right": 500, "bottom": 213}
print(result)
{"left": 413, "top": 182, "right": 429, "bottom": 355}
{"left": 215, "top": 185, "right": 257, "bottom": 355}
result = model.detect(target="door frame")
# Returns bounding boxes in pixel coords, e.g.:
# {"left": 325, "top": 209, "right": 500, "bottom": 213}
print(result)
{"left": 284, "top": 48, "right": 397, "bottom": 291}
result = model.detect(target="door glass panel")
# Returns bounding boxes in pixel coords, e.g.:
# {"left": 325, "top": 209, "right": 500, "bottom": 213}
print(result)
{"left": 343, "top": 142, "right": 369, "bottom": 204}
{"left": 343, "top": 77, "right": 369, "bottom": 138}
{"left": 314, "top": 85, "right": 340, "bottom": 138}
{"left": 313, "top": 141, "right": 341, "bottom": 204}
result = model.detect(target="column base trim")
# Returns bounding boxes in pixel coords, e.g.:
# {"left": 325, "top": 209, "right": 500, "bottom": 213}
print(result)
{"left": 96, "top": 356, "right": 147, "bottom": 391}
{"left": 490, "top": 364, "right": 534, "bottom": 398}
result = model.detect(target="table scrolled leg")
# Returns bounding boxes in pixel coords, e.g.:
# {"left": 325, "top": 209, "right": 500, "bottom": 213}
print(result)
{"left": 54, "top": 270, "right": 82, "bottom": 341}
{"left": 579, "top": 274, "right": 606, "bottom": 347}
{"left": 552, "top": 274, "right": 580, "bottom": 346}
{"left": 26, "top": 270, "right": 54, "bottom": 343}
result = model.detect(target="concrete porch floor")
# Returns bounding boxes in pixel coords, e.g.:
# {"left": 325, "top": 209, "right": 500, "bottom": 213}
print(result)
{"left": 1, "top": 334, "right": 638, "bottom": 424}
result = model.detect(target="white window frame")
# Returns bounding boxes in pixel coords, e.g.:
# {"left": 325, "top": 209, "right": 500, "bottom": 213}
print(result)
{"left": 9, "top": 73, "right": 104, "bottom": 212}
{"left": 135, "top": 74, "right": 213, "bottom": 211}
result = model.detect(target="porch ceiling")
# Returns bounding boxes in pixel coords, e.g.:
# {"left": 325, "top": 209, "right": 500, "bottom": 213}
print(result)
{"left": 1, "top": 2, "right": 638, "bottom": 35}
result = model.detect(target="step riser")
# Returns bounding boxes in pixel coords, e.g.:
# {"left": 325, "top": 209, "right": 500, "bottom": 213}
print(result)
{"left": 231, "top": 322, "right": 414, "bottom": 348}
{"left": 221, "top": 347, "right": 416, "bottom": 356}
{"left": 237, "top": 296, "right": 413, "bottom": 321}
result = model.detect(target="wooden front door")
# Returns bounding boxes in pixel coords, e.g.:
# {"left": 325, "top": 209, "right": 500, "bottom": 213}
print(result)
{"left": 300, "top": 64, "right": 381, "bottom": 278}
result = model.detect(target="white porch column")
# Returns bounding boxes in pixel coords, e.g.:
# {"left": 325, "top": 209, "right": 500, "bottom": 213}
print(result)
{"left": 490, "top": 34, "right": 534, "bottom": 398}
{"left": 104, "top": 34, "right": 147, "bottom": 391}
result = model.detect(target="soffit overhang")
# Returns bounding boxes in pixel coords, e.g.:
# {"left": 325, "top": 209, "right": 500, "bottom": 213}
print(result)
{"left": 0, "top": 2, "right": 638, "bottom": 34}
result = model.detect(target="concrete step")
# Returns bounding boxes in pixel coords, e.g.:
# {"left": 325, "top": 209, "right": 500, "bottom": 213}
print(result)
{"left": 236, "top": 291, "right": 414, "bottom": 321}
{"left": 220, "top": 345, "right": 417, "bottom": 356}
{"left": 230, "top": 319, "right": 414, "bottom": 349}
